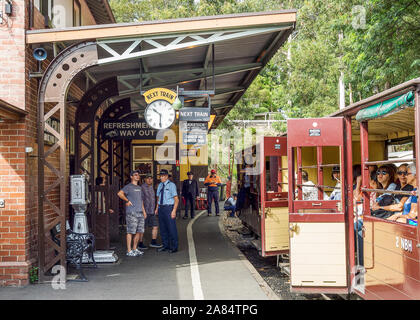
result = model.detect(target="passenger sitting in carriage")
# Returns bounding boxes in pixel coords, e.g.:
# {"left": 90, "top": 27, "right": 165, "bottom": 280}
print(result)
{"left": 387, "top": 163, "right": 418, "bottom": 225}
{"left": 329, "top": 166, "right": 341, "bottom": 200}
{"left": 372, "top": 164, "right": 414, "bottom": 219}
{"left": 369, "top": 170, "right": 382, "bottom": 208}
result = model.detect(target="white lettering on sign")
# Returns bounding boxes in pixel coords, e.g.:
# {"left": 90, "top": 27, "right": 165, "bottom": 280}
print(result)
{"left": 395, "top": 236, "right": 413, "bottom": 253}
{"left": 103, "top": 122, "right": 150, "bottom": 129}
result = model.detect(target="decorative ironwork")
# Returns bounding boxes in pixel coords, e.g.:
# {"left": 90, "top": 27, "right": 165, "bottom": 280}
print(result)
{"left": 37, "top": 42, "right": 98, "bottom": 282}
{"left": 97, "top": 27, "right": 288, "bottom": 65}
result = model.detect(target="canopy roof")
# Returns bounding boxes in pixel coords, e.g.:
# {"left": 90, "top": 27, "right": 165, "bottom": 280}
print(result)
{"left": 27, "top": 10, "right": 296, "bottom": 129}
{"left": 331, "top": 78, "right": 420, "bottom": 141}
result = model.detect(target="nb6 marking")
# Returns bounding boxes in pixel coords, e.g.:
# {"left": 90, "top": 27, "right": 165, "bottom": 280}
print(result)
{"left": 396, "top": 236, "right": 413, "bottom": 253}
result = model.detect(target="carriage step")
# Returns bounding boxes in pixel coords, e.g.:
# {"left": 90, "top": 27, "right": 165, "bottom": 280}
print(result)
{"left": 250, "top": 239, "right": 261, "bottom": 251}
{"left": 279, "top": 262, "right": 290, "bottom": 276}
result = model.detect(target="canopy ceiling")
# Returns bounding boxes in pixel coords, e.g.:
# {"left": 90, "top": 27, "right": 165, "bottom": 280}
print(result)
{"left": 27, "top": 10, "right": 296, "bottom": 129}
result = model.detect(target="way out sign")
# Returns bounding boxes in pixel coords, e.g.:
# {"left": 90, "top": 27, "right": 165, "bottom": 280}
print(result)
{"left": 101, "top": 119, "right": 157, "bottom": 140}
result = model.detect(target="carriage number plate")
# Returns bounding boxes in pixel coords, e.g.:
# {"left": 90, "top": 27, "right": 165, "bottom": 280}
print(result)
{"left": 396, "top": 236, "right": 413, "bottom": 252}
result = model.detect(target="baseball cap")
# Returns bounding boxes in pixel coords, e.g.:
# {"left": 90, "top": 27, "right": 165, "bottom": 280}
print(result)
{"left": 145, "top": 174, "right": 153, "bottom": 178}
{"left": 159, "top": 169, "right": 169, "bottom": 175}
{"left": 130, "top": 170, "right": 140, "bottom": 176}
{"left": 211, "top": 169, "right": 216, "bottom": 174}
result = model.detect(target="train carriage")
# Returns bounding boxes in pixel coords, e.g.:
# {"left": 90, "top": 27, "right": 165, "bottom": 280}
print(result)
{"left": 235, "top": 136, "right": 289, "bottom": 257}
{"left": 286, "top": 78, "right": 420, "bottom": 299}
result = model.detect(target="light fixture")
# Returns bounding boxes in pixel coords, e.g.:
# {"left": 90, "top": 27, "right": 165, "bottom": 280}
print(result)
{"left": 172, "top": 86, "right": 182, "bottom": 110}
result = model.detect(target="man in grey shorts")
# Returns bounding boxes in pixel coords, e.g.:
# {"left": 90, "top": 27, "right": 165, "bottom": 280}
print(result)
{"left": 141, "top": 175, "right": 163, "bottom": 248}
{"left": 117, "top": 170, "right": 147, "bottom": 257}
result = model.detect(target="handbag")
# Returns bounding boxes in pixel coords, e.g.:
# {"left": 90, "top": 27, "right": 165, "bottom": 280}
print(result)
{"left": 371, "top": 208, "right": 395, "bottom": 219}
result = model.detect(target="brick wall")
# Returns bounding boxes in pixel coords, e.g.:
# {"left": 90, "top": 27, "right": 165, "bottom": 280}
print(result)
{"left": 0, "top": 0, "right": 26, "bottom": 110}
{"left": 0, "top": 0, "right": 30, "bottom": 286}
{"left": 0, "top": 0, "right": 96, "bottom": 287}
{"left": 0, "top": 0, "right": 81, "bottom": 286}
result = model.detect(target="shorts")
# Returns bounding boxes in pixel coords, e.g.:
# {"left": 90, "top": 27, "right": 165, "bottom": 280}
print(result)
{"left": 126, "top": 212, "right": 145, "bottom": 234}
{"left": 145, "top": 213, "right": 158, "bottom": 228}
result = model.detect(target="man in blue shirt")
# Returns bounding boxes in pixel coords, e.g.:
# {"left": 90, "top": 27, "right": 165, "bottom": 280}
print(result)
{"left": 155, "top": 169, "right": 179, "bottom": 253}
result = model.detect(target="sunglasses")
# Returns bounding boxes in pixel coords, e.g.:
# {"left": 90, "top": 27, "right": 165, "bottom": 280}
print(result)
{"left": 397, "top": 171, "right": 408, "bottom": 176}
{"left": 376, "top": 170, "right": 389, "bottom": 176}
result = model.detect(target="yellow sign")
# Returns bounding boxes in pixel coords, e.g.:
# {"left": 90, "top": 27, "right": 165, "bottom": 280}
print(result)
{"left": 143, "top": 88, "right": 177, "bottom": 105}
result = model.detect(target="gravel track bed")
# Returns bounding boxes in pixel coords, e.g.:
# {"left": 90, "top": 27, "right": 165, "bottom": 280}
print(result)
{"left": 221, "top": 212, "right": 332, "bottom": 300}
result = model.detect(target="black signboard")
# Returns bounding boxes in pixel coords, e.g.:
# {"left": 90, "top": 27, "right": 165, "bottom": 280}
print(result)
{"left": 101, "top": 118, "right": 158, "bottom": 140}
{"left": 182, "top": 132, "right": 207, "bottom": 145}
{"left": 179, "top": 108, "right": 210, "bottom": 122}
{"left": 309, "top": 129, "right": 321, "bottom": 137}
{"left": 180, "top": 121, "right": 208, "bottom": 132}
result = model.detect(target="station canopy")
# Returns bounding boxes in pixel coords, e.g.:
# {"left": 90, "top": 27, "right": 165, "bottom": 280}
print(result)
{"left": 26, "top": 10, "right": 296, "bottom": 129}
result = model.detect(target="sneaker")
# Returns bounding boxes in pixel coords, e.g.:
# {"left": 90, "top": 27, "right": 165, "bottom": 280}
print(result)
{"left": 182, "top": 215, "right": 188, "bottom": 220}
{"left": 149, "top": 242, "right": 163, "bottom": 248}
{"left": 133, "top": 249, "right": 144, "bottom": 256}
{"left": 137, "top": 243, "right": 148, "bottom": 250}
{"left": 126, "top": 250, "right": 138, "bottom": 257}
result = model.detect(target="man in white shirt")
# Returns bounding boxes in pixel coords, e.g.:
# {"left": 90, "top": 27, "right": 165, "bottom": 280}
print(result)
{"left": 300, "top": 170, "right": 319, "bottom": 200}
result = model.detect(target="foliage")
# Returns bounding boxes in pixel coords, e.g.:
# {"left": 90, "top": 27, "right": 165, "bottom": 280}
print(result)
{"left": 29, "top": 266, "right": 39, "bottom": 284}
{"left": 109, "top": 0, "right": 420, "bottom": 174}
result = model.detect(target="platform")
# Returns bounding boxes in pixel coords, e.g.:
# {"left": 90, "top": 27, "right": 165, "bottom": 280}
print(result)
{"left": 0, "top": 209, "right": 270, "bottom": 300}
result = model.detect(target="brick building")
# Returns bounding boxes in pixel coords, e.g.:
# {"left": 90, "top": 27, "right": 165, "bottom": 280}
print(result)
{"left": 0, "top": 0, "right": 115, "bottom": 286}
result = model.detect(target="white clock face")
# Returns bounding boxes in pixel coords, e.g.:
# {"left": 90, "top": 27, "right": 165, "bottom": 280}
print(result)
{"left": 144, "top": 100, "right": 176, "bottom": 130}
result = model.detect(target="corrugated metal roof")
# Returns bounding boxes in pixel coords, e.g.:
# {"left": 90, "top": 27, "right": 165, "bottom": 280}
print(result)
{"left": 28, "top": 11, "right": 295, "bottom": 129}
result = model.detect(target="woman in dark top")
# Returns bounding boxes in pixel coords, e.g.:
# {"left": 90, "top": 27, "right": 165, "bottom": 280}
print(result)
{"left": 372, "top": 164, "right": 413, "bottom": 215}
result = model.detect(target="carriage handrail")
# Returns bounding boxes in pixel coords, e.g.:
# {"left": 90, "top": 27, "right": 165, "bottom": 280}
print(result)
{"left": 364, "top": 158, "right": 416, "bottom": 166}
{"left": 296, "top": 183, "right": 340, "bottom": 190}
{"left": 361, "top": 187, "right": 417, "bottom": 196}
{"left": 298, "top": 163, "right": 340, "bottom": 169}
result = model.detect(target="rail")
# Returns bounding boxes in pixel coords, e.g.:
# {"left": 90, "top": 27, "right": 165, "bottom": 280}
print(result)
{"left": 298, "top": 164, "right": 340, "bottom": 169}
{"left": 361, "top": 187, "right": 417, "bottom": 196}
{"left": 364, "top": 158, "right": 416, "bottom": 166}
{"left": 296, "top": 184, "right": 340, "bottom": 190}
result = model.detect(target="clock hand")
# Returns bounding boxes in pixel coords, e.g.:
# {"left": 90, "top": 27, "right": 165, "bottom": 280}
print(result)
{"left": 152, "top": 108, "right": 161, "bottom": 116}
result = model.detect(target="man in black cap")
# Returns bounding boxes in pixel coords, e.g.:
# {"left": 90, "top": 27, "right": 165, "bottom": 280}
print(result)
{"left": 117, "top": 170, "right": 147, "bottom": 257}
{"left": 155, "top": 169, "right": 179, "bottom": 253}
{"left": 181, "top": 171, "right": 199, "bottom": 219}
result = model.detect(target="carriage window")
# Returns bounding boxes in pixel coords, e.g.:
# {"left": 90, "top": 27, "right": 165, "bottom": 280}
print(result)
{"left": 293, "top": 146, "right": 342, "bottom": 201}
{"left": 265, "top": 156, "right": 280, "bottom": 192}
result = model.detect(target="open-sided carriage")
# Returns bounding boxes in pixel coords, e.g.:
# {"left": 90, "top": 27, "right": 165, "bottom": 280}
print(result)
{"left": 286, "top": 78, "right": 420, "bottom": 299}
{"left": 235, "top": 136, "right": 289, "bottom": 257}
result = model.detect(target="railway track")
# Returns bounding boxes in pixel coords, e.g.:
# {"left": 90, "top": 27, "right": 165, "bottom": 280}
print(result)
{"left": 223, "top": 214, "right": 348, "bottom": 300}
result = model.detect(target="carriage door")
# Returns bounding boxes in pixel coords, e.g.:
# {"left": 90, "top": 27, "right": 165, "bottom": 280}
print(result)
{"left": 287, "top": 118, "right": 349, "bottom": 293}
{"left": 260, "top": 136, "right": 289, "bottom": 256}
